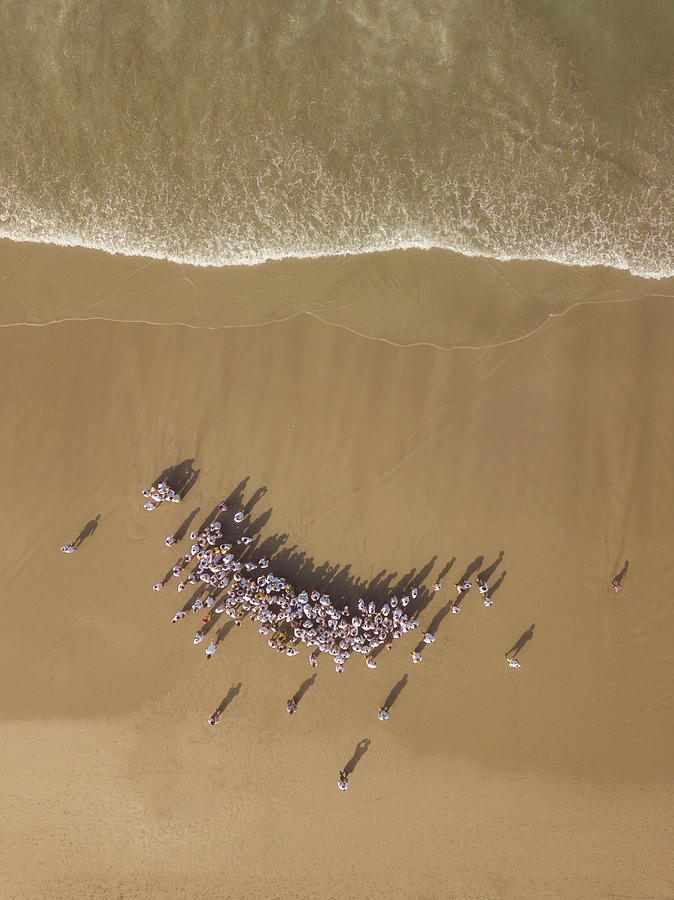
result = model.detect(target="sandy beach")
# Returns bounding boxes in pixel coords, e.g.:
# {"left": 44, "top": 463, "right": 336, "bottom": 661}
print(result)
{"left": 1, "top": 239, "right": 673, "bottom": 899}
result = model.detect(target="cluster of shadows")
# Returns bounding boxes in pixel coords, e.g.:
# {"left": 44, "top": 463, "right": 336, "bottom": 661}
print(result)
{"left": 153, "top": 458, "right": 200, "bottom": 501}
{"left": 155, "top": 467, "right": 539, "bottom": 779}
{"left": 66, "top": 462, "right": 548, "bottom": 783}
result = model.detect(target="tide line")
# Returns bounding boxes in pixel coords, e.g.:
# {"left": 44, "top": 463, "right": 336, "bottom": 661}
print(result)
{"left": 0, "top": 289, "right": 669, "bottom": 353}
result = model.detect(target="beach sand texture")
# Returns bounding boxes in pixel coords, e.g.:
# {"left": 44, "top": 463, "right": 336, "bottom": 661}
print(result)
{"left": 1, "top": 240, "right": 673, "bottom": 898}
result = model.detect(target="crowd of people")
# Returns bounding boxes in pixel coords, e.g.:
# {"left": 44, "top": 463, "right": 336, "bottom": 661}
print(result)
{"left": 141, "top": 480, "right": 518, "bottom": 748}
{"left": 62, "top": 475, "right": 522, "bottom": 792}
{"left": 158, "top": 498, "right": 432, "bottom": 674}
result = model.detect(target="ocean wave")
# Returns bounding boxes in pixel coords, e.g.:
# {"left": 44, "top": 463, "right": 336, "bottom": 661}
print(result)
{"left": 0, "top": 158, "right": 671, "bottom": 279}
{"left": 0, "top": 0, "right": 671, "bottom": 279}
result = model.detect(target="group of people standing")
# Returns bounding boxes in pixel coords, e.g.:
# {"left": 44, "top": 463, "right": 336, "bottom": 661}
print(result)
{"left": 141, "top": 482, "right": 181, "bottom": 512}
{"left": 144, "top": 482, "right": 519, "bottom": 781}
{"left": 156, "top": 500, "right": 432, "bottom": 675}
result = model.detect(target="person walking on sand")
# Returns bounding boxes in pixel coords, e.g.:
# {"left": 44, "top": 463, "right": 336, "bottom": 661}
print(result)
{"left": 378, "top": 706, "right": 390, "bottom": 721}
{"left": 152, "top": 581, "right": 164, "bottom": 591}
{"left": 433, "top": 581, "right": 441, "bottom": 592}
{"left": 233, "top": 511, "right": 244, "bottom": 523}
{"left": 411, "top": 651, "right": 423, "bottom": 664}
{"left": 455, "top": 580, "right": 471, "bottom": 593}
{"left": 309, "top": 652, "right": 318, "bottom": 668}
{"left": 477, "top": 577, "right": 489, "bottom": 595}
{"left": 423, "top": 632, "right": 435, "bottom": 644}
{"left": 208, "top": 710, "right": 220, "bottom": 725}
{"left": 287, "top": 698, "right": 298, "bottom": 715}
{"left": 205, "top": 640, "right": 218, "bottom": 658}
{"left": 506, "top": 656, "right": 521, "bottom": 668}
{"left": 61, "top": 544, "right": 76, "bottom": 553}
{"left": 483, "top": 595, "right": 493, "bottom": 607}
{"left": 165, "top": 535, "right": 176, "bottom": 547}
{"left": 338, "top": 770, "right": 349, "bottom": 791}
{"left": 194, "top": 630, "right": 205, "bottom": 645}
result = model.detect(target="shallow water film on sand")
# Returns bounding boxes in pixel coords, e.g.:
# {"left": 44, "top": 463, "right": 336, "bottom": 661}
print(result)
{"left": 0, "top": 0, "right": 672, "bottom": 276}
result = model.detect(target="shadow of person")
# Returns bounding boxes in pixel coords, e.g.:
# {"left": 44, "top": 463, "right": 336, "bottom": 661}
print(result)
{"left": 436, "top": 556, "right": 456, "bottom": 582}
{"left": 383, "top": 673, "right": 408, "bottom": 712}
{"left": 489, "top": 570, "right": 507, "bottom": 595}
{"left": 478, "top": 550, "right": 505, "bottom": 583}
{"left": 458, "top": 556, "right": 484, "bottom": 583}
{"left": 218, "top": 682, "right": 242, "bottom": 714}
{"left": 174, "top": 507, "right": 201, "bottom": 542}
{"left": 293, "top": 673, "right": 317, "bottom": 706}
{"left": 344, "top": 738, "right": 371, "bottom": 775}
{"left": 73, "top": 514, "right": 101, "bottom": 548}
{"left": 415, "top": 555, "right": 438, "bottom": 587}
{"left": 415, "top": 600, "right": 454, "bottom": 651}
{"left": 154, "top": 458, "right": 200, "bottom": 499}
{"left": 216, "top": 620, "right": 237, "bottom": 643}
{"left": 245, "top": 486, "right": 268, "bottom": 516}
{"left": 504, "top": 623, "right": 535, "bottom": 659}
{"left": 612, "top": 560, "right": 629, "bottom": 587}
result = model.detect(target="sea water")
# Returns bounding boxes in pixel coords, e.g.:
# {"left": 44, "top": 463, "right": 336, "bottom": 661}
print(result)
{"left": 0, "top": 0, "right": 671, "bottom": 277}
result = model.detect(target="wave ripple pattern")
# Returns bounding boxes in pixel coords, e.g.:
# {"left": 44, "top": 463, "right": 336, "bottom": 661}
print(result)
{"left": 0, "top": 0, "right": 672, "bottom": 277}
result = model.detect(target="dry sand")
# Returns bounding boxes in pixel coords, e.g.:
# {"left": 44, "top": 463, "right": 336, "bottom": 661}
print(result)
{"left": 1, "top": 239, "right": 673, "bottom": 899}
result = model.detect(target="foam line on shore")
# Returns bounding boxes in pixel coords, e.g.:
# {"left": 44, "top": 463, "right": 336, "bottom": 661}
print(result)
{"left": 0, "top": 289, "right": 670, "bottom": 353}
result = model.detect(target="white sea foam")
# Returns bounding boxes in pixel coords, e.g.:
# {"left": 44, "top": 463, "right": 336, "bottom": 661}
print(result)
{"left": 0, "top": 160, "right": 671, "bottom": 279}
{"left": 0, "top": 0, "right": 671, "bottom": 280}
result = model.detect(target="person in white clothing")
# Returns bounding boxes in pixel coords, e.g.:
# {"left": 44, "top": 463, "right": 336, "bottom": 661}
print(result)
{"left": 152, "top": 582, "right": 164, "bottom": 591}
{"left": 171, "top": 611, "right": 186, "bottom": 623}
{"left": 506, "top": 657, "right": 521, "bottom": 668}
{"left": 423, "top": 632, "right": 435, "bottom": 644}
{"left": 411, "top": 651, "right": 423, "bottom": 663}
{"left": 205, "top": 640, "right": 217, "bottom": 658}
{"left": 194, "top": 631, "right": 205, "bottom": 644}
{"left": 61, "top": 545, "right": 76, "bottom": 553}
{"left": 338, "top": 771, "right": 349, "bottom": 791}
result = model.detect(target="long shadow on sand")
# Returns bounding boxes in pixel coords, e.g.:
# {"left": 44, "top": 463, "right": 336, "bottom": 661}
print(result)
{"left": 505, "top": 623, "right": 535, "bottom": 659}
{"left": 73, "top": 514, "right": 101, "bottom": 548}
{"left": 343, "top": 738, "right": 371, "bottom": 775}
{"left": 293, "top": 673, "right": 317, "bottom": 706}
{"left": 218, "top": 682, "right": 242, "bottom": 714}
{"left": 382, "top": 673, "right": 408, "bottom": 712}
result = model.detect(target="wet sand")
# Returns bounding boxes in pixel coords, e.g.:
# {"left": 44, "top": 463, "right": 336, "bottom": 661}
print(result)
{"left": 1, "top": 240, "right": 673, "bottom": 899}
